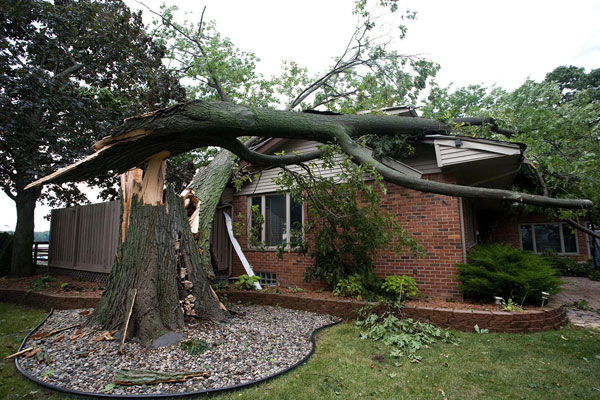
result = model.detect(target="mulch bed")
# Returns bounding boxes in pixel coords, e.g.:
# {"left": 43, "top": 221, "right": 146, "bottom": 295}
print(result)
{"left": 0, "top": 274, "right": 104, "bottom": 297}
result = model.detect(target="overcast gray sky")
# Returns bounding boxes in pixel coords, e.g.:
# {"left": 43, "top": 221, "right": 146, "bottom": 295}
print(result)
{"left": 2, "top": 0, "right": 599, "bottom": 231}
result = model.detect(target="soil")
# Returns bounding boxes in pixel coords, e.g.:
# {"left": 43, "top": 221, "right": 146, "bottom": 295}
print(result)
{"left": 0, "top": 274, "right": 105, "bottom": 297}
{"left": 226, "top": 285, "right": 546, "bottom": 312}
{"left": 1, "top": 274, "right": 545, "bottom": 312}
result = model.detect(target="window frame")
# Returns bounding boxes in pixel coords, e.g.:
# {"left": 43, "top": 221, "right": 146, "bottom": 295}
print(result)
{"left": 247, "top": 193, "right": 304, "bottom": 249}
{"left": 518, "top": 222, "right": 579, "bottom": 255}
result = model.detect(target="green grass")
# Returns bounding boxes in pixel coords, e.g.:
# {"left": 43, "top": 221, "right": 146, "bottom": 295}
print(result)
{"left": 1, "top": 302, "right": 600, "bottom": 399}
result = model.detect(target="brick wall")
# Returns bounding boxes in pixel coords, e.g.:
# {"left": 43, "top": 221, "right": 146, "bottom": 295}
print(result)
{"left": 482, "top": 213, "right": 590, "bottom": 262}
{"left": 231, "top": 173, "right": 464, "bottom": 299}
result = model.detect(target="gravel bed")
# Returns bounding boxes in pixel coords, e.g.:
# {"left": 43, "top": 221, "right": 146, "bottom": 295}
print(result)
{"left": 17, "top": 305, "right": 339, "bottom": 396}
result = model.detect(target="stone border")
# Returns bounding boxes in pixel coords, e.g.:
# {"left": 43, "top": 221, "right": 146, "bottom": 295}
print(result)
{"left": 0, "top": 288, "right": 568, "bottom": 333}
{"left": 221, "top": 290, "right": 568, "bottom": 333}
{"left": 0, "top": 288, "right": 100, "bottom": 310}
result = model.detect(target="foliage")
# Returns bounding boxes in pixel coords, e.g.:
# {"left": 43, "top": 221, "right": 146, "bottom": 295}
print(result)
{"left": 181, "top": 338, "right": 212, "bottom": 355}
{"left": 570, "top": 300, "right": 594, "bottom": 312}
{"left": 0, "top": 0, "right": 184, "bottom": 275}
{"left": 542, "top": 251, "right": 592, "bottom": 277}
{"left": 233, "top": 274, "right": 260, "bottom": 290}
{"left": 248, "top": 205, "right": 265, "bottom": 249}
{"left": 421, "top": 67, "right": 600, "bottom": 221}
{"left": 28, "top": 274, "right": 56, "bottom": 292}
{"left": 356, "top": 310, "right": 458, "bottom": 363}
{"left": 473, "top": 324, "right": 489, "bottom": 334}
{"left": 210, "top": 280, "right": 229, "bottom": 291}
{"left": 501, "top": 298, "right": 524, "bottom": 312}
{"left": 589, "top": 270, "right": 600, "bottom": 282}
{"left": 0, "top": 232, "right": 14, "bottom": 277}
{"left": 381, "top": 275, "right": 419, "bottom": 300}
{"left": 457, "top": 244, "right": 561, "bottom": 305}
{"left": 333, "top": 274, "right": 368, "bottom": 300}
{"left": 275, "top": 145, "right": 423, "bottom": 288}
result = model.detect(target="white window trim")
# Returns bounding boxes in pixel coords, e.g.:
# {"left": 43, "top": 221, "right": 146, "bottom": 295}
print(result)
{"left": 518, "top": 222, "right": 579, "bottom": 255}
{"left": 247, "top": 193, "right": 304, "bottom": 249}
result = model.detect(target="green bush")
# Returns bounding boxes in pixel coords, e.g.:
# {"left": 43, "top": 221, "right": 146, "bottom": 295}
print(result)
{"left": 233, "top": 274, "right": 260, "bottom": 290}
{"left": 333, "top": 274, "right": 367, "bottom": 300}
{"left": 542, "top": 250, "right": 592, "bottom": 277}
{"left": 381, "top": 275, "right": 419, "bottom": 300}
{"left": 457, "top": 244, "right": 561, "bottom": 305}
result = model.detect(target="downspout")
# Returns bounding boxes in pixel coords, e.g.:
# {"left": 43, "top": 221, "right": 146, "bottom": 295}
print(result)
{"left": 458, "top": 198, "right": 467, "bottom": 263}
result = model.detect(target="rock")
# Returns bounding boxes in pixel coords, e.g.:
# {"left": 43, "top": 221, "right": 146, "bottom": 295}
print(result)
{"left": 150, "top": 331, "right": 186, "bottom": 349}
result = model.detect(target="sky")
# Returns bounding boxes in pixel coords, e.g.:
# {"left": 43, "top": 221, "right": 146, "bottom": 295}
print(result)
{"left": 1, "top": 0, "right": 599, "bottom": 232}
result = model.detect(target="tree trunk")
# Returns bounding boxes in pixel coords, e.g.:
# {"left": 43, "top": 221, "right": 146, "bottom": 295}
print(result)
{"left": 89, "top": 162, "right": 227, "bottom": 346}
{"left": 184, "top": 149, "right": 235, "bottom": 279}
{"left": 9, "top": 183, "right": 41, "bottom": 277}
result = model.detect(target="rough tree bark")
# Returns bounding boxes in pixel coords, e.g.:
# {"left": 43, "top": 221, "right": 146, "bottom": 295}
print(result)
{"left": 89, "top": 156, "right": 227, "bottom": 346}
{"left": 182, "top": 149, "right": 235, "bottom": 279}
{"left": 10, "top": 175, "right": 42, "bottom": 277}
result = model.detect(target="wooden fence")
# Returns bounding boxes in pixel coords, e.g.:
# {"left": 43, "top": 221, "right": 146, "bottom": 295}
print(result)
{"left": 49, "top": 201, "right": 120, "bottom": 274}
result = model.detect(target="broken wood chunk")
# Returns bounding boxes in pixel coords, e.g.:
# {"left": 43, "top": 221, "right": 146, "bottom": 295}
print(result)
{"left": 5, "top": 347, "right": 34, "bottom": 360}
{"left": 69, "top": 329, "right": 86, "bottom": 341}
{"left": 24, "top": 348, "right": 41, "bottom": 358}
{"left": 30, "top": 323, "right": 81, "bottom": 341}
{"left": 113, "top": 369, "right": 209, "bottom": 386}
{"left": 93, "top": 331, "right": 116, "bottom": 342}
{"left": 53, "top": 334, "right": 65, "bottom": 343}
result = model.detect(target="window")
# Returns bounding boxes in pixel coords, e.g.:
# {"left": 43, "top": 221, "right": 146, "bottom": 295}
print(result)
{"left": 257, "top": 271, "right": 277, "bottom": 286}
{"left": 519, "top": 222, "right": 578, "bottom": 254}
{"left": 249, "top": 193, "right": 303, "bottom": 247}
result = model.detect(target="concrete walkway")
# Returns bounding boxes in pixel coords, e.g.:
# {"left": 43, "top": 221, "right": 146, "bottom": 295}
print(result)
{"left": 555, "top": 277, "right": 600, "bottom": 330}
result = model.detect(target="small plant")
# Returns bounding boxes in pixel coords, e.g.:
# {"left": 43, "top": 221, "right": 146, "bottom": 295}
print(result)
{"left": 289, "top": 286, "right": 304, "bottom": 293}
{"left": 502, "top": 298, "right": 524, "bottom": 312}
{"left": 29, "top": 274, "right": 56, "bottom": 292}
{"left": 60, "top": 282, "right": 73, "bottom": 291}
{"left": 333, "top": 274, "right": 367, "bottom": 300}
{"left": 211, "top": 280, "right": 229, "bottom": 291}
{"left": 181, "top": 338, "right": 212, "bottom": 355}
{"left": 234, "top": 274, "right": 260, "bottom": 290}
{"left": 542, "top": 251, "right": 592, "bottom": 277}
{"left": 571, "top": 300, "right": 594, "bottom": 311}
{"left": 381, "top": 275, "right": 419, "bottom": 301}
{"left": 589, "top": 269, "right": 600, "bottom": 282}
{"left": 474, "top": 324, "right": 489, "bottom": 334}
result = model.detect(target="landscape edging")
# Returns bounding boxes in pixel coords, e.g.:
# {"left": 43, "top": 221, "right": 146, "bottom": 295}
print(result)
{"left": 0, "top": 288, "right": 567, "bottom": 333}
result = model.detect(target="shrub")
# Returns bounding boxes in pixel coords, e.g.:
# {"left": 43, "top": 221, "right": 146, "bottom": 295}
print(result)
{"left": 333, "top": 273, "right": 367, "bottom": 300}
{"left": 542, "top": 250, "right": 592, "bottom": 277}
{"left": 457, "top": 244, "right": 561, "bottom": 305}
{"left": 381, "top": 275, "right": 419, "bottom": 300}
{"left": 233, "top": 274, "right": 260, "bottom": 290}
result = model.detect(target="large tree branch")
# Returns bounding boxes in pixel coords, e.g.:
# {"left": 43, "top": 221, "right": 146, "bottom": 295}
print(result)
{"left": 331, "top": 128, "right": 592, "bottom": 209}
{"left": 220, "top": 139, "right": 323, "bottom": 167}
{"left": 25, "top": 101, "right": 593, "bottom": 210}
{"left": 565, "top": 218, "right": 600, "bottom": 240}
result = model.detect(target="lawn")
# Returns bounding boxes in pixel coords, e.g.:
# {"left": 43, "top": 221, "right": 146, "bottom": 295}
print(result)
{"left": 1, "top": 302, "right": 600, "bottom": 400}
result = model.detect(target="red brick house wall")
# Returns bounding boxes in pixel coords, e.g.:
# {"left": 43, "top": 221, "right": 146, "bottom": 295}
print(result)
{"left": 231, "top": 173, "right": 464, "bottom": 299}
{"left": 483, "top": 213, "right": 590, "bottom": 262}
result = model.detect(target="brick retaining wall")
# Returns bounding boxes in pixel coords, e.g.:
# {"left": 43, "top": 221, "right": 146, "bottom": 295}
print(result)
{"left": 0, "top": 288, "right": 568, "bottom": 333}
{"left": 222, "top": 290, "right": 568, "bottom": 333}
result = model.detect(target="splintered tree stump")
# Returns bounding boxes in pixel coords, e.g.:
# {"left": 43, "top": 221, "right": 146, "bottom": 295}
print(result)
{"left": 89, "top": 159, "right": 227, "bottom": 346}
{"left": 113, "top": 369, "right": 209, "bottom": 385}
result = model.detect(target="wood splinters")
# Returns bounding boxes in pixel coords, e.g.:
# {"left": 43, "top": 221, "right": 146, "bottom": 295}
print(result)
{"left": 53, "top": 334, "right": 65, "bottom": 343}
{"left": 24, "top": 348, "right": 41, "bottom": 358}
{"left": 113, "top": 369, "right": 210, "bottom": 386}
{"left": 30, "top": 323, "right": 81, "bottom": 341}
{"left": 5, "top": 347, "right": 34, "bottom": 360}
{"left": 119, "top": 288, "right": 137, "bottom": 354}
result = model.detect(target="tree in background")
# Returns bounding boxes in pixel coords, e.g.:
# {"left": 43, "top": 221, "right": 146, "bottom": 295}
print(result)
{"left": 0, "top": 0, "right": 185, "bottom": 276}
{"left": 421, "top": 66, "right": 600, "bottom": 226}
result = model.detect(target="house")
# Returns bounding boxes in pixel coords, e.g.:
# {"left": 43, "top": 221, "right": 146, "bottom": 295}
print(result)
{"left": 226, "top": 121, "right": 594, "bottom": 299}
{"left": 45, "top": 109, "right": 595, "bottom": 299}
